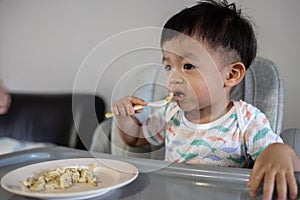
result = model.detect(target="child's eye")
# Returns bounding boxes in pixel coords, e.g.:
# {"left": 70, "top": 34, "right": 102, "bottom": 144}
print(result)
{"left": 164, "top": 65, "right": 172, "bottom": 71}
{"left": 183, "top": 64, "right": 195, "bottom": 70}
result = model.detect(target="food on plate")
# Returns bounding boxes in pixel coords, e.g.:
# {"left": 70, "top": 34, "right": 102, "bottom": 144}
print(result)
{"left": 21, "top": 165, "right": 97, "bottom": 191}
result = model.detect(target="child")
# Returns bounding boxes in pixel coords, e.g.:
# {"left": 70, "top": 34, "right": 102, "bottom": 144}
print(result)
{"left": 111, "top": 0, "right": 300, "bottom": 199}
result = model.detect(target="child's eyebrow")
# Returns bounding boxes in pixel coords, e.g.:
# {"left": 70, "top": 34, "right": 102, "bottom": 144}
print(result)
{"left": 182, "top": 53, "right": 196, "bottom": 61}
{"left": 162, "top": 53, "right": 195, "bottom": 63}
{"left": 162, "top": 56, "right": 170, "bottom": 63}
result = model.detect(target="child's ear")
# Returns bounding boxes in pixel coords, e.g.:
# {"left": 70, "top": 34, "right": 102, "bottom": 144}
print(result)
{"left": 224, "top": 62, "right": 246, "bottom": 87}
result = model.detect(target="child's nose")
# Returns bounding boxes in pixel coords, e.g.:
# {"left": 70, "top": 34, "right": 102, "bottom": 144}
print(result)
{"left": 169, "top": 71, "right": 184, "bottom": 84}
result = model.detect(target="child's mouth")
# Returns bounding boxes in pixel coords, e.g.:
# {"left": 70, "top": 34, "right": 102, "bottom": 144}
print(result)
{"left": 173, "top": 91, "right": 186, "bottom": 101}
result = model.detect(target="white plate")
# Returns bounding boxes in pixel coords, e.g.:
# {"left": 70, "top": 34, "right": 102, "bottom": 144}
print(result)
{"left": 1, "top": 158, "right": 139, "bottom": 200}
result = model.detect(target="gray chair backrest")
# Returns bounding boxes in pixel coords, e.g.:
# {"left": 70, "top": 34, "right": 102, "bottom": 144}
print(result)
{"left": 230, "top": 57, "right": 284, "bottom": 134}
{"left": 90, "top": 57, "right": 284, "bottom": 159}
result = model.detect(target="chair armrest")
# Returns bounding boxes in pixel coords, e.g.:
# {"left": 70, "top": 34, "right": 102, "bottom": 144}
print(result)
{"left": 281, "top": 128, "right": 300, "bottom": 157}
{"left": 89, "top": 118, "right": 112, "bottom": 154}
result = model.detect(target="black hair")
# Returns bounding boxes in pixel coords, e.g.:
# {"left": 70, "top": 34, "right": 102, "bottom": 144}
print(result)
{"left": 161, "top": 0, "right": 257, "bottom": 69}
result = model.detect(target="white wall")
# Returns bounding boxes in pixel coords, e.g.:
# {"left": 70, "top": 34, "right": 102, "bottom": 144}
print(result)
{"left": 233, "top": 0, "right": 300, "bottom": 128}
{"left": 0, "top": 0, "right": 299, "bottom": 129}
{"left": 0, "top": 0, "right": 193, "bottom": 91}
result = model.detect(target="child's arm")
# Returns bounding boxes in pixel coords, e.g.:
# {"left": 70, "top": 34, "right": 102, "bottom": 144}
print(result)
{"left": 112, "top": 96, "right": 149, "bottom": 147}
{"left": 248, "top": 143, "right": 300, "bottom": 200}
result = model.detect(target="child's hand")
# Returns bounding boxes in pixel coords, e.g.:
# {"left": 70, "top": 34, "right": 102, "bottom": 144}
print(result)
{"left": 112, "top": 96, "right": 147, "bottom": 117}
{"left": 112, "top": 96, "right": 148, "bottom": 147}
{"left": 248, "top": 143, "right": 299, "bottom": 200}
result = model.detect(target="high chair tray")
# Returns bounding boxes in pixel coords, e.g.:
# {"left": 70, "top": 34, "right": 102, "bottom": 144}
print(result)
{"left": 0, "top": 146, "right": 298, "bottom": 200}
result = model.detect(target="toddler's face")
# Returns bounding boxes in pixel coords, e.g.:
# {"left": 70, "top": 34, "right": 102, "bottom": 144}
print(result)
{"left": 162, "top": 36, "right": 229, "bottom": 116}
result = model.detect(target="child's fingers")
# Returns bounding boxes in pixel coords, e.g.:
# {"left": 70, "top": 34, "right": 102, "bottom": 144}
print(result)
{"left": 275, "top": 172, "right": 287, "bottom": 200}
{"left": 112, "top": 103, "right": 120, "bottom": 116}
{"left": 112, "top": 101, "right": 128, "bottom": 116}
{"left": 262, "top": 171, "right": 275, "bottom": 200}
{"left": 112, "top": 96, "right": 146, "bottom": 117}
{"left": 112, "top": 103, "right": 121, "bottom": 116}
{"left": 286, "top": 171, "right": 298, "bottom": 199}
{"left": 135, "top": 109, "right": 144, "bottom": 113}
{"left": 125, "top": 100, "right": 135, "bottom": 116}
{"left": 248, "top": 165, "right": 264, "bottom": 196}
{"left": 128, "top": 96, "right": 147, "bottom": 106}
{"left": 118, "top": 102, "right": 129, "bottom": 116}
{"left": 126, "top": 96, "right": 146, "bottom": 115}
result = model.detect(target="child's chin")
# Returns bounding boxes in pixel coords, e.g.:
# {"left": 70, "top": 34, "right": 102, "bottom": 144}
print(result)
{"left": 177, "top": 102, "right": 192, "bottom": 111}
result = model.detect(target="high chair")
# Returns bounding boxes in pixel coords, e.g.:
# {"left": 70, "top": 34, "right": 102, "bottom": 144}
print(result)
{"left": 91, "top": 57, "right": 290, "bottom": 159}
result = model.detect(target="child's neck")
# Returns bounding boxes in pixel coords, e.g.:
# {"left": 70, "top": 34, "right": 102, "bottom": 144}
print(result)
{"left": 184, "top": 101, "right": 233, "bottom": 124}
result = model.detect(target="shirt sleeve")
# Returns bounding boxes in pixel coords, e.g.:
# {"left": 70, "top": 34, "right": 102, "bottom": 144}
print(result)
{"left": 142, "top": 106, "right": 166, "bottom": 146}
{"left": 142, "top": 102, "right": 179, "bottom": 146}
{"left": 242, "top": 102, "right": 283, "bottom": 161}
